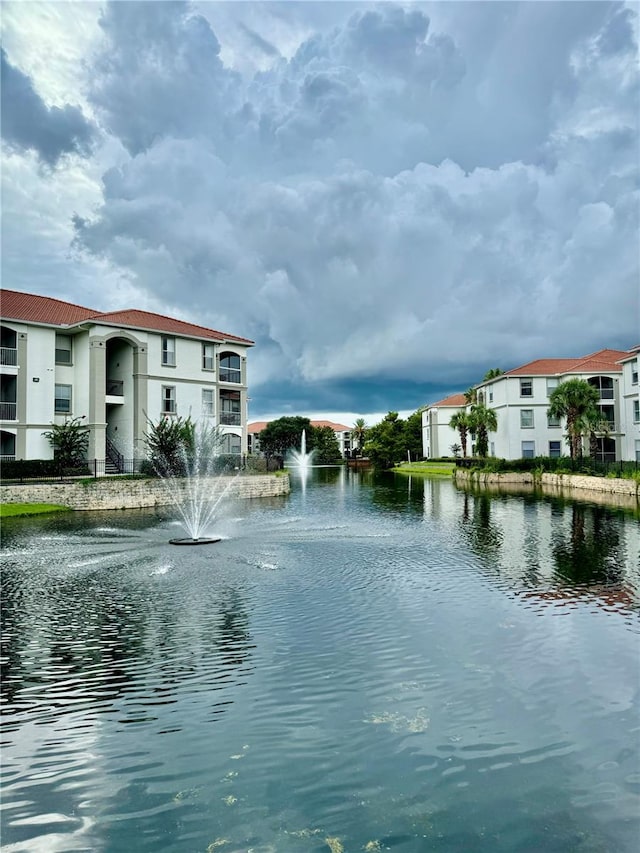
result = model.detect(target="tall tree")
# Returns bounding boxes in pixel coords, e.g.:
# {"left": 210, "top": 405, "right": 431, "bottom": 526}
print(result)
{"left": 364, "top": 412, "right": 407, "bottom": 470}
{"left": 468, "top": 404, "right": 498, "bottom": 458}
{"left": 310, "top": 425, "right": 343, "bottom": 464}
{"left": 404, "top": 409, "right": 424, "bottom": 461}
{"left": 350, "top": 418, "right": 368, "bottom": 455}
{"left": 483, "top": 367, "right": 504, "bottom": 381}
{"left": 449, "top": 410, "right": 472, "bottom": 458}
{"left": 464, "top": 386, "right": 477, "bottom": 405}
{"left": 547, "top": 379, "right": 600, "bottom": 459}
{"left": 258, "top": 416, "right": 312, "bottom": 459}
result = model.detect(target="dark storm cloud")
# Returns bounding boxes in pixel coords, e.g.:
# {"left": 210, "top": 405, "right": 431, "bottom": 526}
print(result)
{"left": 1, "top": 48, "right": 97, "bottom": 166}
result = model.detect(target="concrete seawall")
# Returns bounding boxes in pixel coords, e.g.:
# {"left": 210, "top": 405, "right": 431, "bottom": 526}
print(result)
{"left": 0, "top": 474, "right": 290, "bottom": 511}
{"left": 454, "top": 468, "right": 638, "bottom": 506}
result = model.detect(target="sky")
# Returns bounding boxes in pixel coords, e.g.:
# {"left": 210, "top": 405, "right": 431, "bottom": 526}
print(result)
{"left": 2, "top": 1, "right": 639, "bottom": 427}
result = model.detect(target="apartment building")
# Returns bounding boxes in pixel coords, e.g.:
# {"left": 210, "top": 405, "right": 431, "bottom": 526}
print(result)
{"left": 0, "top": 289, "right": 253, "bottom": 465}
{"left": 421, "top": 393, "right": 467, "bottom": 459}
{"left": 618, "top": 346, "right": 640, "bottom": 461}
{"left": 422, "top": 348, "right": 639, "bottom": 462}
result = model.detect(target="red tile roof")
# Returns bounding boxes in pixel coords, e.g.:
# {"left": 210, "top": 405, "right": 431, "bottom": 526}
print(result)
{"left": 248, "top": 421, "right": 269, "bottom": 434}
{"left": 88, "top": 309, "right": 253, "bottom": 344}
{"left": 0, "top": 289, "right": 253, "bottom": 345}
{"left": 0, "top": 289, "right": 96, "bottom": 325}
{"left": 428, "top": 393, "right": 467, "bottom": 408}
{"left": 312, "top": 420, "right": 351, "bottom": 432}
{"left": 504, "top": 349, "right": 627, "bottom": 377}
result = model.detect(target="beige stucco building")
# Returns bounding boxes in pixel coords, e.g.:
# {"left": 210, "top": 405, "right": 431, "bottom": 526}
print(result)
{"left": 0, "top": 289, "right": 254, "bottom": 466}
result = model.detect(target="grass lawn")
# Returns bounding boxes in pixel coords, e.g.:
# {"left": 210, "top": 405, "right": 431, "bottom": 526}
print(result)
{"left": 392, "top": 461, "right": 456, "bottom": 477}
{"left": 0, "top": 503, "right": 71, "bottom": 518}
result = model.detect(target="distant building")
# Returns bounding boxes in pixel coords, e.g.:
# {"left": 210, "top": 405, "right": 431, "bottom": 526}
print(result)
{"left": 422, "top": 348, "right": 640, "bottom": 462}
{"left": 248, "top": 419, "right": 354, "bottom": 458}
{"left": 421, "top": 393, "right": 467, "bottom": 459}
{"left": 0, "top": 289, "right": 253, "bottom": 465}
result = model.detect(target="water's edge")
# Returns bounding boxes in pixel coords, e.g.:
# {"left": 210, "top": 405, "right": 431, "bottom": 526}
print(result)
{"left": 0, "top": 473, "right": 290, "bottom": 510}
{"left": 454, "top": 469, "right": 639, "bottom": 510}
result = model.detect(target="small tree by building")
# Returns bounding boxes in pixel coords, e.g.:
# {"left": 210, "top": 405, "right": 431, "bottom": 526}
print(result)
{"left": 548, "top": 379, "right": 600, "bottom": 459}
{"left": 42, "top": 416, "right": 89, "bottom": 467}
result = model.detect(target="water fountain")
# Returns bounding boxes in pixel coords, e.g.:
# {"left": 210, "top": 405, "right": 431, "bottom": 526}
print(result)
{"left": 148, "top": 418, "right": 237, "bottom": 545}
{"left": 287, "top": 429, "right": 315, "bottom": 469}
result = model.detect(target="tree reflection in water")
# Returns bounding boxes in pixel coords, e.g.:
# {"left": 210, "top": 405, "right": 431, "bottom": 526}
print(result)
{"left": 552, "top": 503, "right": 624, "bottom": 587}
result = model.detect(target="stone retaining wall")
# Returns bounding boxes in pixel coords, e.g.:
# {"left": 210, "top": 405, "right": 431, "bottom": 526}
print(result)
{"left": 454, "top": 469, "right": 638, "bottom": 500}
{"left": 0, "top": 474, "right": 290, "bottom": 511}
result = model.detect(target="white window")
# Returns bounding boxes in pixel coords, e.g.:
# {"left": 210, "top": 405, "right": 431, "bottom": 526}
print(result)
{"left": 632, "top": 365, "right": 638, "bottom": 385}
{"left": 549, "top": 440, "right": 562, "bottom": 458}
{"left": 219, "top": 352, "right": 241, "bottom": 383}
{"left": 202, "top": 343, "right": 215, "bottom": 370}
{"left": 521, "top": 440, "right": 535, "bottom": 458}
{"left": 547, "top": 413, "right": 561, "bottom": 428}
{"left": 520, "top": 409, "right": 534, "bottom": 428}
{"left": 162, "top": 386, "right": 176, "bottom": 414}
{"left": 221, "top": 433, "right": 241, "bottom": 454}
{"left": 55, "top": 334, "right": 72, "bottom": 365}
{"left": 546, "top": 377, "right": 559, "bottom": 397}
{"left": 490, "top": 441, "right": 495, "bottom": 457}
{"left": 636, "top": 440, "right": 640, "bottom": 462}
{"left": 202, "top": 388, "right": 214, "bottom": 417}
{"left": 634, "top": 400, "right": 640, "bottom": 423}
{"left": 55, "top": 384, "right": 72, "bottom": 414}
{"left": 520, "top": 378, "right": 533, "bottom": 397}
{"left": 161, "top": 336, "right": 176, "bottom": 367}
{"left": 489, "top": 389, "right": 493, "bottom": 402}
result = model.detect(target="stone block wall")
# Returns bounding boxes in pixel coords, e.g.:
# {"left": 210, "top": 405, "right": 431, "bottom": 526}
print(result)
{"left": 0, "top": 474, "right": 290, "bottom": 511}
{"left": 454, "top": 469, "right": 638, "bottom": 500}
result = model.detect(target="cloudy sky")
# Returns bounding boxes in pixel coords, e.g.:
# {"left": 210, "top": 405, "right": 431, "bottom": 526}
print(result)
{"left": 2, "top": 1, "right": 639, "bottom": 425}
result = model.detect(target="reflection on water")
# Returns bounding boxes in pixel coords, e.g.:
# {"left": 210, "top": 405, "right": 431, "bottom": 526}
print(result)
{"left": 1, "top": 473, "right": 639, "bottom": 852}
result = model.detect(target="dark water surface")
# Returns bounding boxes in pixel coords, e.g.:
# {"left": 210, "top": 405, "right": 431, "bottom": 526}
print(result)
{"left": 1, "top": 470, "right": 639, "bottom": 852}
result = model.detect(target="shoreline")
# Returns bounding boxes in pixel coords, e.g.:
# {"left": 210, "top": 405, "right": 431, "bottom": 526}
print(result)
{"left": 453, "top": 468, "right": 639, "bottom": 511}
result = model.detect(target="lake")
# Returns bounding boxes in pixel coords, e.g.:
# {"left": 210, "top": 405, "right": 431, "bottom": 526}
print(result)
{"left": 1, "top": 468, "right": 639, "bottom": 852}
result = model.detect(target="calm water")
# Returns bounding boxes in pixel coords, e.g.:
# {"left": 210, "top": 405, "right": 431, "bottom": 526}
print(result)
{"left": 1, "top": 470, "right": 639, "bottom": 853}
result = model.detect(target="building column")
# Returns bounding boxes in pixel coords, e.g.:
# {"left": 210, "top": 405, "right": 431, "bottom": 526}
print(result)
{"left": 88, "top": 338, "right": 107, "bottom": 461}
{"left": 132, "top": 345, "right": 148, "bottom": 461}
{"left": 15, "top": 332, "right": 28, "bottom": 458}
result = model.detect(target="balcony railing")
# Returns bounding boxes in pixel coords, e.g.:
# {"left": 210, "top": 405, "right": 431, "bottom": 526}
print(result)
{"left": 106, "top": 379, "right": 124, "bottom": 396}
{"left": 0, "top": 347, "right": 17, "bottom": 366}
{"left": 0, "top": 402, "right": 17, "bottom": 420}
{"left": 219, "top": 369, "right": 241, "bottom": 383}
{"left": 220, "top": 411, "right": 241, "bottom": 426}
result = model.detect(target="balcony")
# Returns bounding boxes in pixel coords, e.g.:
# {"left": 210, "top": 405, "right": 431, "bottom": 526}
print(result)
{"left": 0, "top": 348, "right": 17, "bottom": 367}
{"left": 0, "top": 402, "right": 17, "bottom": 420}
{"left": 106, "top": 379, "right": 124, "bottom": 405}
{"left": 106, "top": 379, "right": 124, "bottom": 396}
{"left": 220, "top": 412, "right": 241, "bottom": 426}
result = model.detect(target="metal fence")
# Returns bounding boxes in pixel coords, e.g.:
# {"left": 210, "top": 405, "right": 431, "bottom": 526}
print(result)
{"left": 0, "top": 454, "right": 285, "bottom": 484}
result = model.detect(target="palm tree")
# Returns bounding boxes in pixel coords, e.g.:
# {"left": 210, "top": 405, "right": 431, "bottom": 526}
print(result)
{"left": 469, "top": 404, "right": 498, "bottom": 458}
{"left": 464, "top": 386, "right": 477, "bottom": 405}
{"left": 351, "top": 418, "right": 368, "bottom": 456}
{"left": 482, "top": 367, "right": 504, "bottom": 381}
{"left": 449, "top": 410, "right": 472, "bottom": 458}
{"left": 579, "top": 409, "right": 611, "bottom": 460}
{"left": 548, "top": 379, "right": 600, "bottom": 459}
